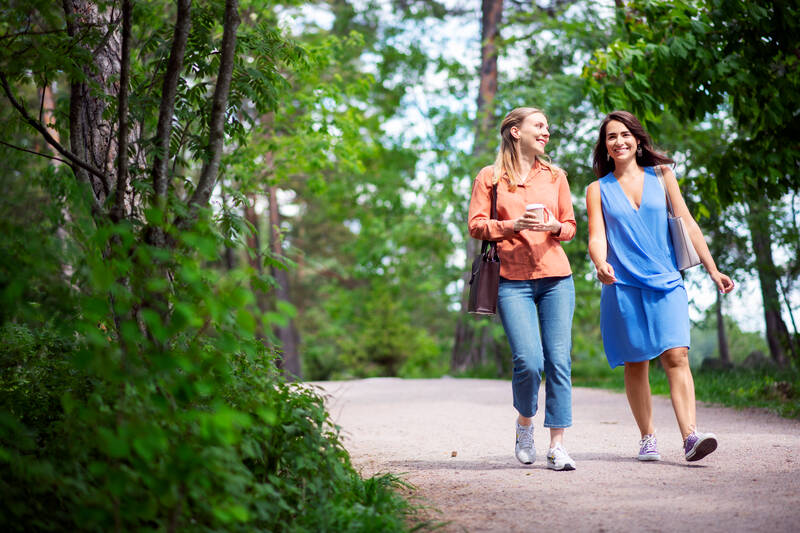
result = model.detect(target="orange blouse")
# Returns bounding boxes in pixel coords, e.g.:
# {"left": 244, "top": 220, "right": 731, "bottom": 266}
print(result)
{"left": 468, "top": 161, "right": 576, "bottom": 280}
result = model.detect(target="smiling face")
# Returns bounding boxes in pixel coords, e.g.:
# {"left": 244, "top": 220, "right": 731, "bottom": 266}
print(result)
{"left": 605, "top": 120, "right": 639, "bottom": 164}
{"left": 511, "top": 112, "right": 550, "bottom": 156}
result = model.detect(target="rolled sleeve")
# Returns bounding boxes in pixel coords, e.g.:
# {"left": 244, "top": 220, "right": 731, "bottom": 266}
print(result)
{"left": 551, "top": 171, "right": 576, "bottom": 242}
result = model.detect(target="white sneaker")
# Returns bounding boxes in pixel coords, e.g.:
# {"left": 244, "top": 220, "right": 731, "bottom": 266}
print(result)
{"left": 515, "top": 422, "right": 535, "bottom": 464}
{"left": 547, "top": 443, "right": 576, "bottom": 471}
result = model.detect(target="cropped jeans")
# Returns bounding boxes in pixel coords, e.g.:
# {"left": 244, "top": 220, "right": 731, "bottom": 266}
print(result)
{"left": 497, "top": 275, "right": 575, "bottom": 428}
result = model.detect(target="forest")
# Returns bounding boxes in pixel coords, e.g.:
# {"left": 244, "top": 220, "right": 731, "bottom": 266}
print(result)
{"left": 1, "top": 0, "right": 798, "bottom": 530}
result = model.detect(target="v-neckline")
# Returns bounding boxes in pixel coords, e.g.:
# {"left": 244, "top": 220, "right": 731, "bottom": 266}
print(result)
{"left": 613, "top": 170, "right": 647, "bottom": 212}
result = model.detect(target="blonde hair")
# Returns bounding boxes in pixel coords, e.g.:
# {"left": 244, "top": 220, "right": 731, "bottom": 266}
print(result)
{"left": 492, "top": 107, "right": 559, "bottom": 190}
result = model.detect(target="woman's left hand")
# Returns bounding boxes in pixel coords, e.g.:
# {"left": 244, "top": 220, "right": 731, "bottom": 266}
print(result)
{"left": 531, "top": 207, "right": 562, "bottom": 234}
{"left": 711, "top": 271, "right": 735, "bottom": 294}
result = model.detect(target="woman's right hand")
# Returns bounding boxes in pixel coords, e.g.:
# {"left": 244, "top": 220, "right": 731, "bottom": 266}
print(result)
{"left": 595, "top": 262, "right": 617, "bottom": 285}
{"left": 710, "top": 271, "right": 735, "bottom": 294}
{"left": 513, "top": 212, "right": 537, "bottom": 232}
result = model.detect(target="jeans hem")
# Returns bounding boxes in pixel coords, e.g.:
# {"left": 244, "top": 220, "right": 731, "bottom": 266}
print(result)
{"left": 543, "top": 424, "right": 572, "bottom": 429}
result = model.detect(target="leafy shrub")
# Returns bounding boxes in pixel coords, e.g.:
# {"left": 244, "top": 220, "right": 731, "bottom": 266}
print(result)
{"left": 0, "top": 217, "right": 418, "bottom": 532}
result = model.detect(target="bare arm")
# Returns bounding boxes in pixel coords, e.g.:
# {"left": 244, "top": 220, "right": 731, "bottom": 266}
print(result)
{"left": 660, "top": 165, "right": 735, "bottom": 293}
{"left": 586, "top": 181, "right": 616, "bottom": 284}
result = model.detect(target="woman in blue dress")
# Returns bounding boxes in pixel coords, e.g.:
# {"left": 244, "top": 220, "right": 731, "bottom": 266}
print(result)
{"left": 586, "top": 111, "right": 735, "bottom": 463}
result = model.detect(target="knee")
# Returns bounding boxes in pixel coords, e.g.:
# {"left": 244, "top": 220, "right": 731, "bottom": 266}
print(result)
{"left": 544, "top": 353, "right": 571, "bottom": 377}
{"left": 624, "top": 360, "right": 648, "bottom": 375}
{"left": 660, "top": 348, "right": 689, "bottom": 370}
{"left": 514, "top": 352, "right": 543, "bottom": 377}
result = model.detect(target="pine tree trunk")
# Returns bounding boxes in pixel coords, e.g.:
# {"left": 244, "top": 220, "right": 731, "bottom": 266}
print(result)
{"left": 452, "top": 0, "right": 504, "bottom": 374}
{"left": 63, "top": 0, "right": 121, "bottom": 205}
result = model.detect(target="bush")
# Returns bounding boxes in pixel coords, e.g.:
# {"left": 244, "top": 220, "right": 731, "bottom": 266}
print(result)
{"left": 0, "top": 217, "right": 418, "bottom": 531}
{"left": 0, "top": 323, "right": 418, "bottom": 532}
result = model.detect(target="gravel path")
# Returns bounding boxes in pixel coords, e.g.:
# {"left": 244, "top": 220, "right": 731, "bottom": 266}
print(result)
{"left": 314, "top": 377, "right": 800, "bottom": 533}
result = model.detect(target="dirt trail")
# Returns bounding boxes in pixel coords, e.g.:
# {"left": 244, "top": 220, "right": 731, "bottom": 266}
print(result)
{"left": 315, "top": 378, "right": 800, "bottom": 533}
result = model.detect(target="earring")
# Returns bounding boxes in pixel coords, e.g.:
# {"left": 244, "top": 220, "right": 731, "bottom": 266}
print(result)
{"left": 637, "top": 146, "right": 642, "bottom": 157}
{"left": 606, "top": 153, "right": 610, "bottom": 161}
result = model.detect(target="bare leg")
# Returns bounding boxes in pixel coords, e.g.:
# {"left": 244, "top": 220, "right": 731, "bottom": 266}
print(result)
{"left": 517, "top": 414, "right": 533, "bottom": 426}
{"left": 549, "top": 428, "right": 564, "bottom": 448}
{"left": 624, "top": 360, "right": 655, "bottom": 437}
{"left": 659, "top": 347, "right": 696, "bottom": 439}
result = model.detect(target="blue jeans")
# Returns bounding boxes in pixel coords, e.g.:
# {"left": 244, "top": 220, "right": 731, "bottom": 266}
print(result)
{"left": 497, "top": 275, "right": 575, "bottom": 427}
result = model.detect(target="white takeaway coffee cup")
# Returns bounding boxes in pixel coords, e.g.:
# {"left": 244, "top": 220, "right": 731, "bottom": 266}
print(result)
{"left": 525, "top": 203, "right": 546, "bottom": 220}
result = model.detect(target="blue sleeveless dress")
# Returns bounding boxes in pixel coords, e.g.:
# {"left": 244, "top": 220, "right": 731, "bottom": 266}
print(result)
{"left": 599, "top": 167, "right": 690, "bottom": 368}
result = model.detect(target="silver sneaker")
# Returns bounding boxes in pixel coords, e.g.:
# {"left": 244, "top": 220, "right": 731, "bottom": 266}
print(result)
{"left": 547, "top": 443, "right": 576, "bottom": 471}
{"left": 515, "top": 422, "right": 535, "bottom": 464}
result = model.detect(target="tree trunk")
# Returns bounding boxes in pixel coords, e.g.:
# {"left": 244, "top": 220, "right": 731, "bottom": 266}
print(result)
{"left": 63, "top": 0, "right": 121, "bottom": 206}
{"left": 187, "top": 0, "right": 240, "bottom": 213}
{"left": 747, "top": 201, "right": 790, "bottom": 366}
{"left": 473, "top": 0, "right": 503, "bottom": 158}
{"left": 268, "top": 186, "right": 302, "bottom": 379}
{"left": 452, "top": 0, "right": 503, "bottom": 374}
{"left": 149, "top": 0, "right": 192, "bottom": 245}
{"left": 716, "top": 290, "right": 730, "bottom": 364}
{"left": 38, "top": 85, "right": 61, "bottom": 154}
{"left": 111, "top": 0, "right": 132, "bottom": 223}
{"left": 778, "top": 279, "right": 800, "bottom": 363}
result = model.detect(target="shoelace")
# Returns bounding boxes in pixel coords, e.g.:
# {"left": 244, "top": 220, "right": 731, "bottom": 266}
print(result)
{"left": 640, "top": 435, "right": 657, "bottom": 453}
{"left": 517, "top": 426, "right": 533, "bottom": 448}
{"left": 550, "top": 445, "right": 566, "bottom": 460}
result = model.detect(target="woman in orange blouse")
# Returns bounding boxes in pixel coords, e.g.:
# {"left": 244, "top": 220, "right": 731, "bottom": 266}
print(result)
{"left": 468, "top": 107, "right": 577, "bottom": 470}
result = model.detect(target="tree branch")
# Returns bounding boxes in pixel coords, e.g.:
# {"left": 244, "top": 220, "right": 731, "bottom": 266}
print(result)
{"left": 0, "top": 138, "right": 71, "bottom": 165}
{"left": 0, "top": 72, "right": 108, "bottom": 184}
{"left": 0, "top": 28, "right": 68, "bottom": 42}
{"left": 152, "top": 0, "right": 192, "bottom": 202}
{"left": 186, "top": 0, "right": 240, "bottom": 216}
{"left": 111, "top": 0, "right": 132, "bottom": 223}
{"left": 38, "top": 80, "right": 46, "bottom": 124}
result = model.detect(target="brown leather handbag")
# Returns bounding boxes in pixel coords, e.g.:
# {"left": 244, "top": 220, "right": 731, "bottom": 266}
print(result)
{"left": 468, "top": 184, "right": 501, "bottom": 315}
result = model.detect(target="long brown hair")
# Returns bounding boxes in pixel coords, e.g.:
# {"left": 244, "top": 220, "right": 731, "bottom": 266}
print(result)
{"left": 493, "top": 107, "right": 558, "bottom": 190}
{"left": 592, "top": 110, "right": 674, "bottom": 177}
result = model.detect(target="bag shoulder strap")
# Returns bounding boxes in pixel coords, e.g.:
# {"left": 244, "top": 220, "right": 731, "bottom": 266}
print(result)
{"left": 480, "top": 183, "right": 499, "bottom": 256}
{"left": 491, "top": 182, "right": 498, "bottom": 220}
{"left": 653, "top": 165, "right": 676, "bottom": 217}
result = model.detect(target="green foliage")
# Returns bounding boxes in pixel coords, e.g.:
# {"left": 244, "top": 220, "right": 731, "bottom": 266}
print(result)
{"left": 572, "top": 357, "right": 800, "bottom": 419}
{"left": 648, "top": 366, "right": 800, "bottom": 419}
{"left": 301, "top": 283, "right": 448, "bottom": 380}
{"left": 585, "top": 0, "right": 800, "bottom": 204}
{"left": 0, "top": 1, "right": 422, "bottom": 530}
{"left": 0, "top": 216, "right": 419, "bottom": 531}
{"left": 234, "top": 4, "right": 463, "bottom": 380}
{"left": 689, "top": 312, "right": 771, "bottom": 366}
{"left": 571, "top": 357, "right": 626, "bottom": 391}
